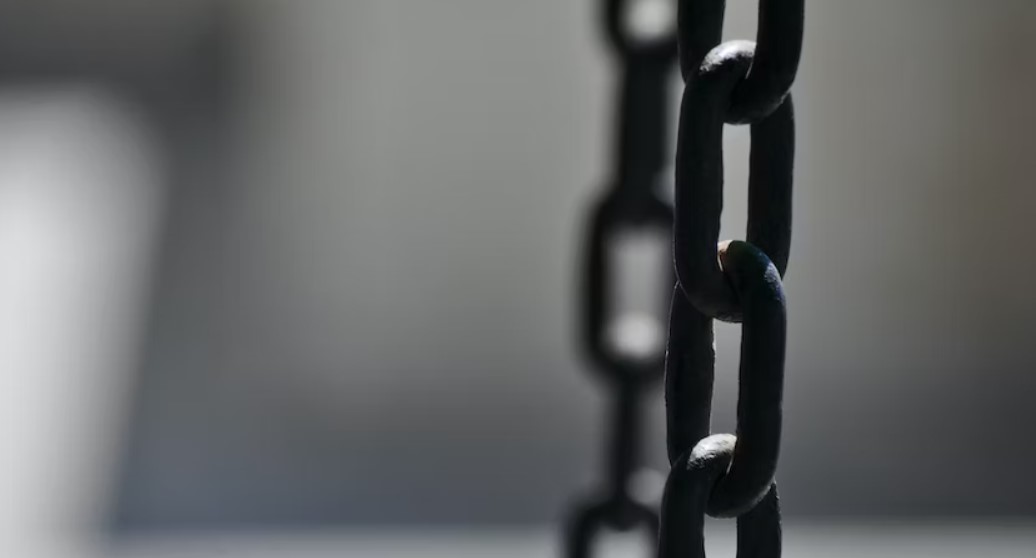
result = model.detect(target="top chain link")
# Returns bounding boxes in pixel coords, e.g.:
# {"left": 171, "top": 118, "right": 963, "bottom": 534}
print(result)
{"left": 678, "top": 0, "right": 803, "bottom": 123}
{"left": 660, "top": 0, "right": 803, "bottom": 557}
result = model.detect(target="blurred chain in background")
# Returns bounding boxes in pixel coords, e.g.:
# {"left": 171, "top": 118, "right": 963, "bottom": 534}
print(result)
{"left": 566, "top": 1, "right": 677, "bottom": 557}
{"left": 660, "top": 0, "right": 803, "bottom": 557}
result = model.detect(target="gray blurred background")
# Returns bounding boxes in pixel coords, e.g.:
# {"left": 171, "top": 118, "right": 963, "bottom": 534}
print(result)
{"left": 2, "top": 0, "right": 1035, "bottom": 549}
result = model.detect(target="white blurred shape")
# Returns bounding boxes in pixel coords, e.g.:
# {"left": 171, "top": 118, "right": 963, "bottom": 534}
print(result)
{"left": 0, "top": 87, "right": 164, "bottom": 555}
{"left": 589, "top": 528, "right": 655, "bottom": 558}
{"left": 606, "top": 313, "right": 664, "bottom": 361}
{"left": 624, "top": 0, "right": 676, "bottom": 43}
{"left": 628, "top": 467, "right": 666, "bottom": 508}
{"left": 605, "top": 227, "right": 670, "bottom": 361}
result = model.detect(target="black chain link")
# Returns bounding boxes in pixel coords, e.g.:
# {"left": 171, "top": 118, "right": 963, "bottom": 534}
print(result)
{"left": 660, "top": 1, "right": 802, "bottom": 557}
{"left": 566, "top": 2, "right": 678, "bottom": 557}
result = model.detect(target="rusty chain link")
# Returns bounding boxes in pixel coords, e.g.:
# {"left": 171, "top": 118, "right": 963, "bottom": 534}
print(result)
{"left": 566, "top": 1, "right": 678, "bottom": 557}
{"left": 660, "top": 0, "right": 802, "bottom": 557}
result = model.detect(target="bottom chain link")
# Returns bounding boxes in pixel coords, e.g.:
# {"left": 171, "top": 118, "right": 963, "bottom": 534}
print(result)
{"left": 659, "top": 435, "right": 782, "bottom": 558}
{"left": 661, "top": 239, "right": 787, "bottom": 557}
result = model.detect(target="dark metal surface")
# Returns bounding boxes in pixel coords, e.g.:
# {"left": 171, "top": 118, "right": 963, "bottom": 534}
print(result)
{"left": 566, "top": 1, "right": 678, "bottom": 556}
{"left": 661, "top": 0, "right": 802, "bottom": 556}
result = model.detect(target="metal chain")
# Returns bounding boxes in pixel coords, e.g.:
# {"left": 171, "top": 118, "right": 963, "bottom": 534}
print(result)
{"left": 659, "top": 1, "right": 803, "bottom": 557}
{"left": 566, "top": 2, "right": 678, "bottom": 557}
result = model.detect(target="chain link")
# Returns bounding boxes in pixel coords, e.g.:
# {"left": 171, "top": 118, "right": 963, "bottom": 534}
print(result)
{"left": 567, "top": 2, "right": 678, "bottom": 557}
{"left": 660, "top": 0, "right": 802, "bottom": 557}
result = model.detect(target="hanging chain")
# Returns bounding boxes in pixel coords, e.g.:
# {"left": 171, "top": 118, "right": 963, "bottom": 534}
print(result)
{"left": 659, "top": 1, "right": 802, "bottom": 557}
{"left": 566, "top": 1, "right": 678, "bottom": 557}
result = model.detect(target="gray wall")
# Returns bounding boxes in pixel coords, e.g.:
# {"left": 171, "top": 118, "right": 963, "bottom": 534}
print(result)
{"left": 115, "top": 0, "right": 1036, "bottom": 528}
